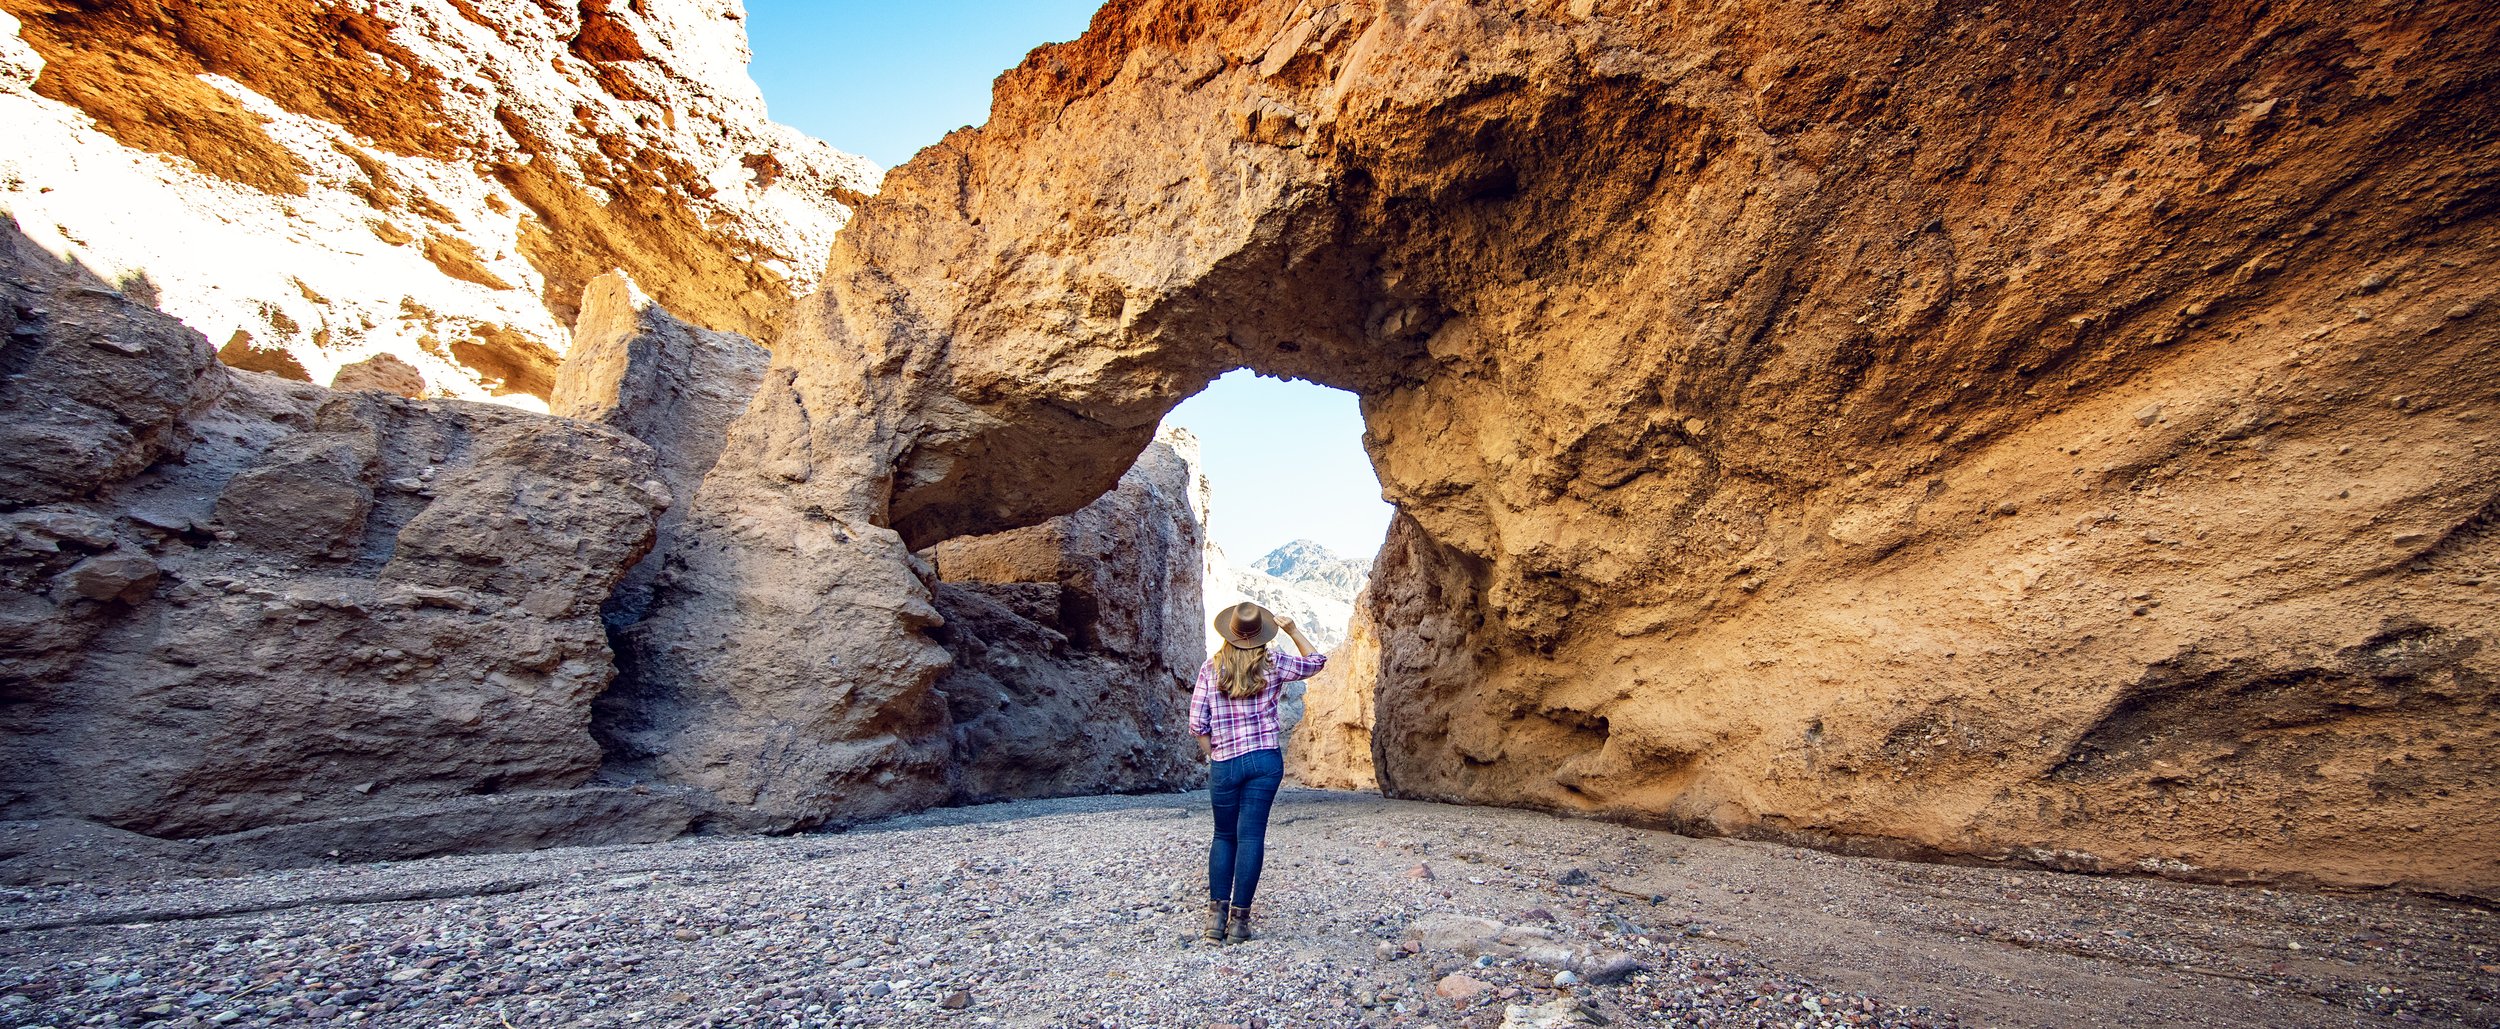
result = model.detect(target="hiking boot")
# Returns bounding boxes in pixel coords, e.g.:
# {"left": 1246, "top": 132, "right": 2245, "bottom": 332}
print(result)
{"left": 1201, "top": 900, "right": 1228, "bottom": 943}
{"left": 1225, "top": 904, "right": 1254, "bottom": 943}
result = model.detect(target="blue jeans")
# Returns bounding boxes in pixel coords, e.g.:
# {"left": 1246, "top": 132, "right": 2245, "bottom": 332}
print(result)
{"left": 1207, "top": 747, "right": 1284, "bottom": 908}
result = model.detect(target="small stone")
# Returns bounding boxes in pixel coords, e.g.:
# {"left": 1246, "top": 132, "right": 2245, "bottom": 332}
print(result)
{"left": 1992, "top": 501, "right": 2020, "bottom": 517}
{"left": 1552, "top": 970, "right": 1581, "bottom": 987}
{"left": 671, "top": 929, "right": 701, "bottom": 941}
{"left": 1436, "top": 974, "right": 1493, "bottom": 1001}
{"left": 1517, "top": 907, "right": 1556, "bottom": 922}
{"left": 2133, "top": 402, "right": 2163, "bottom": 427}
{"left": 54, "top": 551, "right": 161, "bottom": 604}
{"left": 2446, "top": 302, "right": 2479, "bottom": 320}
{"left": 1554, "top": 867, "right": 1592, "bottom": 886}
{"left": 1408, "top": 863, "right": 1436, "bottom": 880}
{"left": 866, "top": 983, "right": 891, "bottom": 998}
{"left": 1581, "top": 953, "right": 1643, "bottom": 985}
{"left": 938, "top": 991, "right": 971, "bottom": 1009}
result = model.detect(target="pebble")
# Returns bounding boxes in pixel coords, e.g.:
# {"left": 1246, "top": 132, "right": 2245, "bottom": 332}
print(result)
{"left": 0, "top": 790, "right": 2484, "bottom": 1029}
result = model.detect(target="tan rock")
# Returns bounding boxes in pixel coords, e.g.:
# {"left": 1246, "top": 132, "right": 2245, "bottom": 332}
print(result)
{"left": 664, "top": 0, "right": 2500, "bottom": 896}
{"left": 552, "top": 270, "right": 765, "bottom": 628}
{"left": 330, "top": 353, "right": 427, "bottom": 398}
{"left": 0, "top": 0, "right": 873, "bottom": 404}
{"left": 1286, "top": 588, "right": 1379, "bottom": 790}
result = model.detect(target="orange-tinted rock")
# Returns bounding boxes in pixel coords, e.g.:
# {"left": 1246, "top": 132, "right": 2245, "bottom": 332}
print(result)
{"left": 1287, "top": 588, "right": 1378, "bottom": 792}
{"left": 670, "top": 0, "right": 2500, "bottom": 896}
{"left": 0, "top": 0, "right": 872, "bottom": 403}
{"left": 330, "top": 353, "right": 428, "bottom": 398}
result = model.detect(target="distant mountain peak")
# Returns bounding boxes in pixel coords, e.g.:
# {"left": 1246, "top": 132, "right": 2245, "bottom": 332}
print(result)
{"left": 1247, "top": 540, "right": 1371, "bottom": 620}
{"left": 1250, "top": 539, "right": 1370, "bottom": 579}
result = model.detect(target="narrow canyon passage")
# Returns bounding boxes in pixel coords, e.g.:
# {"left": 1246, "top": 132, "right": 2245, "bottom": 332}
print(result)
{"left": 5, "top": 795, "right": 2492, "bottom": 1028}
{"left": 1, "top": 11, "right": 2496, "bottom": 1028}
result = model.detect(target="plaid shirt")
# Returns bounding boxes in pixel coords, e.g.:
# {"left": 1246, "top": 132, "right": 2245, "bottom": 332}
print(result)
{"left": 1189, "top": 649, "right": 1328, "bottom": 761}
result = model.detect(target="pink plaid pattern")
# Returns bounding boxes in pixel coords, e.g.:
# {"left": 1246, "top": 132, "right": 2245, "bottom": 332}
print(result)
{"left": 1190, "top": 649, "right": 1328, "bottom": 761}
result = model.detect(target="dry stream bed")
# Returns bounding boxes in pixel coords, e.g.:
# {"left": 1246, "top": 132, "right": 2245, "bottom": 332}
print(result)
{"left": 2, "top": 792, "right": 2491, "bottom": 1028}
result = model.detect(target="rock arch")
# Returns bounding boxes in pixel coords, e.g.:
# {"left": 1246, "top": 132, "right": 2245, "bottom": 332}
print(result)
{"left": 614, "top": 0, "right": 2499, "bottom": 895}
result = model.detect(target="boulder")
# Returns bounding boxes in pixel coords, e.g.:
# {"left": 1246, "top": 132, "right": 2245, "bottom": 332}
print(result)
{"left": 330, "top": 354, "right": 427, "bottom": 398}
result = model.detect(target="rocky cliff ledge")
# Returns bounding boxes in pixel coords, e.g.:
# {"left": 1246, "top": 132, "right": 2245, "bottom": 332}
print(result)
{"left": 0, "top": 224, "right": 690, "bottom": 873}
{"left": 0, "top": 0, "right": 872, "bottom": 404}
{"left": 662, "top": 0, "right": 2498, "bottom": 896}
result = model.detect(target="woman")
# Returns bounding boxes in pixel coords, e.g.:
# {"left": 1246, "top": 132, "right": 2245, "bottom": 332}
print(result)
{"left": 1190, "top": 601, "right": 1326, "bottom": 944}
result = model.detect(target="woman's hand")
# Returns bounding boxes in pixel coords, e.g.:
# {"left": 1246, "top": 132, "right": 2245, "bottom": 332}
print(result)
{"left": 1278, "top": 616, "right": 1313, "bottom": 656}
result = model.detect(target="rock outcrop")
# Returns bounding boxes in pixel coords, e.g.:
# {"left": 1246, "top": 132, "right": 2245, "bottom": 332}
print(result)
{"left": 0, "top": 0, "right": 873, "bottom": 405}
{"left": 653, "top": 0, "right": 2500, "bottom": 896}
{"left": 1287, "top": 588, "right": 1380, "bottom": 791}
{"left": 0, "top": 223, "right": 685, "bottom": 859}
{"left": 0, "top": 1, "right": 1239, "bottom": 868}
{"left": 550, "top": 270, "right": 769, "bottom": 629}
{"left": 928, "top": 434, "right": 1208, "bottom": 804}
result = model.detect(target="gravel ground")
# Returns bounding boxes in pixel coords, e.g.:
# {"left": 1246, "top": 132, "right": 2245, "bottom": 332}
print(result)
{"left": 2, "top": 790, "right": 2493, "bottom": 1029}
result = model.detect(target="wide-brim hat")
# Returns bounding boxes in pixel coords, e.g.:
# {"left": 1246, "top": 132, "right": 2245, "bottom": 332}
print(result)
{"left": 1214, "top": 601, "right": 1278, "bottom": 649}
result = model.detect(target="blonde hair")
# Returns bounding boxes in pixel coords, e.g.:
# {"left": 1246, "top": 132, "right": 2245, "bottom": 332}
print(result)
{"left": 1215, "top": 643, "right": 1271, "bottom": 699}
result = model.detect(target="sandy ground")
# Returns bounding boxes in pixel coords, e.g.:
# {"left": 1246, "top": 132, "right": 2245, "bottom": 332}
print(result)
{"left": 3, "top": 789, "right": 2492, "bottom": 1028}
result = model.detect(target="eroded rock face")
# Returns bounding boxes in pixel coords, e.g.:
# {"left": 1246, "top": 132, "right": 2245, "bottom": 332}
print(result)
{"left": 1287, "top": 587, "right": 1379, "bottom": 792}
{"left": 0, "top": 0, "right": 872, "bottom": 405}
{"left": 929, "top": 435, "right": 1207, "bottom": 804}
{"left": 0, "top": 224, "right": 679, "bottom": 853}
{"left": 551, "top": 270, "right": 767, "bottom": 632}
{"left": 671, "top": 0, "right": 2500, "bottom": 894}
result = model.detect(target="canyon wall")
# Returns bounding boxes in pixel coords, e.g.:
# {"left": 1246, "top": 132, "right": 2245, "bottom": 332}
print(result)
{"left": 667, "top": 0, "right": 2499, "bottom": 896}
{"left": 3, "top": 0, "right": 2495, "bottom": 899}
{"left": 0, "top": 1, "right": 1237, "bottom": 866}
{"left": 0, "top": 214, "right": 1224, "bottom": 874}
{"left": 928, "top": 432, "right": 1207, "bottom": 804}
{"left": 0, "top": 0, "right": 872, "bottom": 405}
{"left": 1286, "top": 587, "right": 1379, "bottom": 791}
{"left": 0, "top": 223, "right": 694, "bottom": 875}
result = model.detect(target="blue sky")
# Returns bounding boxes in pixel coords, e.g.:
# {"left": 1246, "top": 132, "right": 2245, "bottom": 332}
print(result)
{"left": 1168, "top": 371, "right": 1396, "bottom": 562}
{"left": 743, "top": 2, "right": 1395, "bottom": 564}
{"left": 743, "top": 1, "right": 1103, "bottom": 170}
